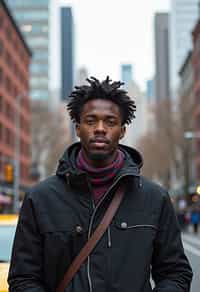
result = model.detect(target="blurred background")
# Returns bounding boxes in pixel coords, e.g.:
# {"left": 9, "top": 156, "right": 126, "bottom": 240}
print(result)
{"left": 0, "top": 0, "right": 200, "bottom": 291}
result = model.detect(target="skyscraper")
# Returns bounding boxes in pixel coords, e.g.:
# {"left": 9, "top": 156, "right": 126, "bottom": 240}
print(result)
{"left": 121, "top": 64, "right": 133, "bottom": 87}
{"left": 154, "top": 13, "right": 170, "bottom": 101}
{"left": 122, "top": 80, "right": 147, "bottom": 147}
{"left": 60, "top": 6, "right": 74, "bottom": 101}
{"left": 76, "top": 67, "right": 88, "bottom": 86}
{"left": 146, "top": 79, "right": 155, "bottom": 103}
{"left": 6, "top": 0, "right": 50, "bottom": 100}
{"left": 170, "top": 0, "right": 199, "bottom": 93}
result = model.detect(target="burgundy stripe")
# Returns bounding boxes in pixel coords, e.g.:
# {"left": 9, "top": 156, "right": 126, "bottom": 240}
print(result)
{"left": 76, "top": 148, "right": 124, "bottom": 203}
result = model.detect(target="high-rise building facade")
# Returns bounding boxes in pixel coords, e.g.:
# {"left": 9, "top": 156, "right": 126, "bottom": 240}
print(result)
{"left": 121, "top": 64, "right": 133, "bottom": 87}
{"left": 122, "top": 81, "right": 147, "bottom": 147}
{"left": 192, "top": 18, "right": 200, "bottom": 180}
{"left": 76, "top": 67, "right": 88, "bottom": 86}
{"left": 154, "top": 13, "right": 170, "bottom": 101}
{"left": 0, "top": 0, "right": 32, "bottom": 197}
{"left": 146, "top": 79, "right": 155, "bottom": 103}
{"left": 6, "top": 0, "right": 50, "bottom": 100}
{"left": 170, "top": 0, "right": 199, "bottom": 93}
{"left": 60, "top": 6, "right": 74, "bottom": 101}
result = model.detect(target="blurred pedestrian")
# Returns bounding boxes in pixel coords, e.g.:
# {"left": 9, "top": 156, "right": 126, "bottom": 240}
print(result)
{"left": 191, "top": 206, "right": 200, "bottom": 234}
{"left": 177, "top": 198, "right": 187, "bottom": 231}
{"left": 8, "top": 77, "right": 193, "bottom": 292}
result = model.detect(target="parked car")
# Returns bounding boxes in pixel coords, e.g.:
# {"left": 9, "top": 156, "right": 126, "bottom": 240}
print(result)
{"left": 0, "top": 214, "right": 18, "bottom": 292}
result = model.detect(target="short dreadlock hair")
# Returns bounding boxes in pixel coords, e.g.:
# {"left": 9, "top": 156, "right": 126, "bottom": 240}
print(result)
{"left": 67, "top": 76, "right": 136, "bottom": 125}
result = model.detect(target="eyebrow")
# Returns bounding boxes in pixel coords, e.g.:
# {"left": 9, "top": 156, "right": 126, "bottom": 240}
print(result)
{"left": 84, "top": 114, "right": 118, "bottom": 119}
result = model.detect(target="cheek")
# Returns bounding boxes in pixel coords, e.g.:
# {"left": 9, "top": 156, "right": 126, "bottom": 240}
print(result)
{"left": 111, "top": 131, "right": 123, "bottom": 143}
{"left": 79, "top": 127, "right": 92, "bottom": 140}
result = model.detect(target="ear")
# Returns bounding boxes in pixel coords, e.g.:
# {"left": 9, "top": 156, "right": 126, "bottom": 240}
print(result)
{"left": 75, "top": 123, "right": 80, "bottom": 138}
{"left": 120, "top": 126, "right": 126, "bottom": 139}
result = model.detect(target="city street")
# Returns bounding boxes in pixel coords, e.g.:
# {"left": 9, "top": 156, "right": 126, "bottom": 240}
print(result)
{"left": 182, "top": 230, "right": 200, "bottom": 292}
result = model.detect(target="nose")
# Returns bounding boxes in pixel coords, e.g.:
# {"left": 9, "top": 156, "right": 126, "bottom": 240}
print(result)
{"left": 94, "top": 121, "right": 106, "bottom": 133}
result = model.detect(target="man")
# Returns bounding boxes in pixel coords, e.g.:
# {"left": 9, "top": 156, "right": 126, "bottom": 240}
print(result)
{"left": 8, "top": 77, "right": 193, "bottom": 292}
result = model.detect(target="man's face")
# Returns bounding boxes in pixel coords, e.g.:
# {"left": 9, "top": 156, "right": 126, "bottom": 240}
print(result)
{"left": 76, "top": 99, "right": 125, "bottom": 165}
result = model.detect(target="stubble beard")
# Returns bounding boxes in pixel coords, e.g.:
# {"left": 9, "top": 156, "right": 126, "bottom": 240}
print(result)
{"left": 88, "top": 151, "right": 111, "bottom": 161}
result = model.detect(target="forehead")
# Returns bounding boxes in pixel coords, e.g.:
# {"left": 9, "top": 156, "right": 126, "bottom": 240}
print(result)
{"left": 81, "top": 99, "right": 121, "bottom": 117}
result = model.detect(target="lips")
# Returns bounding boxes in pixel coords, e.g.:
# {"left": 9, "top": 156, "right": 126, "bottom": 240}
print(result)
{"left": 90, "top": 138, "right": 109, "bottom": 144}
{"left": 90, "top": 138, "right": 109, "bottom": 148}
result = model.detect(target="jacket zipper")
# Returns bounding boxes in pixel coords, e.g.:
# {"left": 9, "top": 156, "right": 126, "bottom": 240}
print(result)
{"left": 87, "top": 180, "right": 95, "bottom": 292}
{"left": 87, "top": 172, "right": 139, "bottom": 292}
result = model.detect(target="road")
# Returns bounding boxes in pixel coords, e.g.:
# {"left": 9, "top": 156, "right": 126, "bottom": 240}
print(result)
{"left": 182, "top": 229, "right": 200, "bottom": 292}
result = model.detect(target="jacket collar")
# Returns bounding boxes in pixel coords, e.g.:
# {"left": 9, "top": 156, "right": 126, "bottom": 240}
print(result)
{"left": 56, "top": 142, "right": 143, "bottom": 190}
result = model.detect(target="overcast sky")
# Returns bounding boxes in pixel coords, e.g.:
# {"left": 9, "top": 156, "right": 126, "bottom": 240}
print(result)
{"left": 51, "top": 0, "right": 170, "bottom": 91}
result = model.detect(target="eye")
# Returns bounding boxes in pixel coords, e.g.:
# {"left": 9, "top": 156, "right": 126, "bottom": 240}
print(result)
{"left": 86, "top": 119, "right": 95, "bottom": 125}
{"left": 107, "top": 119, "right": 116, "bottom": 126}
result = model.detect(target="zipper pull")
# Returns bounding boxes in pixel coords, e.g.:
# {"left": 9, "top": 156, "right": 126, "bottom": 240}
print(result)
{"left": 107, "top": 226, "right": 112, "bottom": 248}
{"left": 66, "top": 172, "right": 70, "bottom": 185}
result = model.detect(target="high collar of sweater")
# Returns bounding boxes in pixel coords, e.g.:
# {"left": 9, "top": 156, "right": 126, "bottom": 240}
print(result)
{"left": 76, "top": 148, "right": 125, "bottom": 186}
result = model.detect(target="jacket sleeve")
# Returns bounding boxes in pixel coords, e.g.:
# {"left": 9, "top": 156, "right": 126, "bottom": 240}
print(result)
{"left": 8, "top": 193, "right": 46, "bottom": 292}
{"left": 151, "top": 192, "right": 193, "bottom": 292}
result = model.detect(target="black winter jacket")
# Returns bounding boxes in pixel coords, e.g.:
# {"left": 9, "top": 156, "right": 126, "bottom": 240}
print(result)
{"left": 8, "top": 143, "right": 193, "bottom": 292}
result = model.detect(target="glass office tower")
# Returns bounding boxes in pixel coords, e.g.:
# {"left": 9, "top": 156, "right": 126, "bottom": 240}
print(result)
{"left": 170, "top": 0, "right": 199, "bottom": 92}
{"left": 60, "top": 6, "right": 74, "bottom": 101}
{"left": 6, "top": 0, "right": 50, "bottom": 100}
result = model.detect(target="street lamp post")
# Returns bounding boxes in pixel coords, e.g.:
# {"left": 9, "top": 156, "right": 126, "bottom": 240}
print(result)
{"left": 13, "top": 93, "right": 24, "bottom": 213}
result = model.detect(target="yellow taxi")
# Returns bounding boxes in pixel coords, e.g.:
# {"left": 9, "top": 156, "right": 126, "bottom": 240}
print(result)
{"left": 0, "top": 214, "right": 18, "bottom": 292}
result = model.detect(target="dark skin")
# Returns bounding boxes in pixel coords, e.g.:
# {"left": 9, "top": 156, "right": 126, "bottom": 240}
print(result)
{"left": 76, "top": 99, "right": 126, "bottom": 168}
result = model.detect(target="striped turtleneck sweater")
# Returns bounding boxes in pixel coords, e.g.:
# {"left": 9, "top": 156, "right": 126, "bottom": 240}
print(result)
{"left": 76, "top": 148, "right": 125, "bottom": 204}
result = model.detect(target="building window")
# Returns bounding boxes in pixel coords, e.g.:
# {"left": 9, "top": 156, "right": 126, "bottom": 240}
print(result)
{"left": 31, "top": 76, "right": 48, "bottom": 87}
{"left": 5, "top": 128, "right": 10, "bottom": 145}
{"left": 13, "top": 85, "right": 17, "bottom": 98}
{"left": 6, "top": 103, "right": 12, "bottom": 121}
{"left": 0, "top": 95, "right": 2, "bottom": 112}
{"left": 6, "top": 51, "right": 11, "bottom": 67}
{"left": 195, "top": 114, "right": 200, "bottom": 128}
{"left": 33, "top": 51, "right": 48, "bottom": 62}
{"left": 0, "top": 123, "right": 2, "bottom": 141}
{"left": 16, "top": 11, "right": 48, "bottom": 21}
{"left": 30, "top": 63, "right": 48, "bottom": 74}
{"left": 0, "top": 39, "right": 3, "bottom": 56}
{"left": 31, "top": 90, "right": 49, "bottom": 100}
{"left": 0, "top": 15, "right": 3, "bottom": 29}
{"left": 28, "top": 37, "right": 48, "bottom": 47}
{"left": 7, "top": 0, "right": 48, "bottom": 6}
{"left": 6, "top": 26, "right": 12, "bottom": 41}
{"left": 5, "top": 76, "right": 11, "bottom": 92}
{"left": 0, "top": 66, "right": 3, "bottom": 83}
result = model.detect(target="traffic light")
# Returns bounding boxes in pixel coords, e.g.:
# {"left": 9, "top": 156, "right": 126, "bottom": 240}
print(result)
{"left": 5, "top": 163, "right": 14, "bottom": 183}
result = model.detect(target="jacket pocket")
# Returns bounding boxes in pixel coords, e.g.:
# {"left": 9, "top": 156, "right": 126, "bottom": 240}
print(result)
{"left": 38, "top": 213, "right": 87, "bottom": 290}
{"left": 115, "top": 222, "right": 157, "bottom": 230}
{"left": 107, "top": 218, "right": 157, "bottom": 291}
{"left": 114, "top": 210, "right": 158, "bottom": 231}
{"left": 110, "top": 213, "right": 158, "bottom": 250}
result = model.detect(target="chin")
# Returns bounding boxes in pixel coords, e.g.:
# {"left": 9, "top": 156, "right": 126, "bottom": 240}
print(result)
{"left": 89, "top": 152, "right": 110, "bottom": 161}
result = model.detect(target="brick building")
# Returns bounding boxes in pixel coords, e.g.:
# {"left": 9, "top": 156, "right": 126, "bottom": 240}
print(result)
{"left": 179, "top": 51, "right": 196, "bottom": 195}
{"left": 0, "top": 0, "right": 32, "bottom": 200}
{"left": 192, "top": 17, "right": 200, "bottom": 180}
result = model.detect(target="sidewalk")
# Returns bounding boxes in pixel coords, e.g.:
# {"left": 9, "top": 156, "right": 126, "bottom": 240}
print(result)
{"left": 182, "top": 224, "right": 200, "bottom": 239}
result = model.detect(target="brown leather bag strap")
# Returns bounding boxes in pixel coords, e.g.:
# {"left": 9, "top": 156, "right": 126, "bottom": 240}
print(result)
{"left": 56, "top": 184, "right": 125, "bottom": 292}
